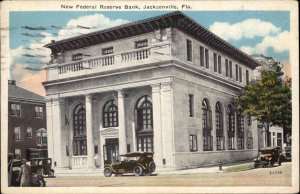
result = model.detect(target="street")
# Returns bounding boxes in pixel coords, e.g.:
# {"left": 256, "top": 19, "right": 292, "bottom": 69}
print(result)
{"left": 45, "top": 162, "right": 291, "bottom": 187}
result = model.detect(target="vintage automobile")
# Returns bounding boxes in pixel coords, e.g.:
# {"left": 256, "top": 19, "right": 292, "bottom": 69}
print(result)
{"left": 254, "top": 146, "right": 285, "bottom": 168}
{"left": 31, "top": 158, "right": 55, "bottom": 177}
{"left": 8, "top": 159, "right": 46, "bottom": 187}
{"left": 103, "top": 152, "right": 156, "bottom": 177}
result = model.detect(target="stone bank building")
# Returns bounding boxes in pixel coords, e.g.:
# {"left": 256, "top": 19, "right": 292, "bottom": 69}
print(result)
{"left": 43, "top": 12, "right": 261, "bottom": 171}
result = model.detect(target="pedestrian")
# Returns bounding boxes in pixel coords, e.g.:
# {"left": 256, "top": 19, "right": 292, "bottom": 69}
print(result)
{"left": 18, "top": 159, "right": 31, "bottom": 187}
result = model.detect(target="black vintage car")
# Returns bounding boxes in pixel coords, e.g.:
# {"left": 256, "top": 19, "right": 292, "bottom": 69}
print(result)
{"left": 8, "top": 159, "right": 46, "bottom": 187}
{"left": 104, "top": 152, "right": 156, "bottom": 177}
{"left": 31, "top": 158, "right": 55, "bottom": 177}
{"left": 254, "top": 146, "right": 285, "bottom": 168}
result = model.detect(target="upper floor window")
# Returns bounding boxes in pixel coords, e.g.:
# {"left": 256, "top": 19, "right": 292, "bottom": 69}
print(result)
{"left": 189, "top": 94, "right": 194, "bottom": 117}
{"left": 246, "top": 70, "right": 249, "bottom": 84}
{"left": 202, "top": 99, "right": 212, "bottom": 131}
{"left": 26, "top": 127, "right": 32, "bottom": 138}
{"left": 15, "top": 149, "right": 21, "bottom": 160}
{"left": 14, "top": 127, "right": 21, "bottom": 141}
{"left": 190, "top": 135, "right": 198, "bottom": 151}
{"left": 239, "top": 66, "right": 243, "bottom": 82}
{"left": 186, "top": 39, "right": 192, "bottom": 62}
{"left": 72, "top": 53, "right": 83, "bottom": 61}
{"left": 11, "top": 103, "right": 21, "bottom": 116}
{"left": 213, "top": 53, "right": 218, "bottom": 72}
{"left": 103, "top": 100, "right": 118, "bottom": 128}
{"left": 227, "top": 105, "right": 235, "bottom": 133}
{"left": 236, "top": 64, "right": 239, "bottom": 81}
{"left": 36, "top": 128, "right": 47, "bottom": 147}
{"left": 35, "top": 106, "right": 43, "bottom": 118}
{"left": 205, "top": 48, "right": 209, "bottom": 69}
{"left": 136, "top": 96, "right": 153, "bottom": 131}
{"left": 102, "top": 47, "right": 113, "bottom": 55}
{"left": 200, "top": 46, "right": 204, "bottom": 67}
{"left": 218, "top": 55, "right": 222, "bottom": 74}
{"left": 229, "top": 61, "right": 233, "bottom": 78}
{"left": 135, "top": 39, "right": 148, "bottom": 48}
{"left": 225, "top": 59, "right": 229, "bottom": 77}
{"left": 74, "top": 103, "right": 86, "bottom": 136}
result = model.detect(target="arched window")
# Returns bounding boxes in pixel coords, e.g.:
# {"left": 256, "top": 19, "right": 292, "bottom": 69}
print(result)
{"left": 202, "top": 99, "right": 212, "bottom": 151}
{"left": 103, "top": 100, "right": 118, "bottom": 128}
{"left": 227, "top": 105, "right": 235, "bottom": 150}
{"left": 73, "top": 103, "right": 87, "bottom": 156}
{"left": 216, "top": 102, "right": 224, "bottom": 150}
{"left": 237, "top": 109, "right": 245, "bottom": 149}
{"left": 136, "top": 95, "right": 153, "bottom": 152}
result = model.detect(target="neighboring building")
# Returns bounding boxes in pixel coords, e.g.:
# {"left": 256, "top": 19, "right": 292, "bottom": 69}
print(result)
{"left": 8, "top": 80, "right": 47, "bottom": 160}
{"left": 43, "top": 11, "right": 261, "bottom": 171}
{"left": 252, "top": 54, "right": 285, "bottom": 149}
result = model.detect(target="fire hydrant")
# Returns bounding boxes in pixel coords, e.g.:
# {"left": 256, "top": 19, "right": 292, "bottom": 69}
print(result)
{"left": 218, "top": 161, "right": 223, "bottom": 170}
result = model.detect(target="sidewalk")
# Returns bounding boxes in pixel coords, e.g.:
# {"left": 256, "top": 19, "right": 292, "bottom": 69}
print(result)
{"left": 53, "top": 160, "right": 254, "bottom": 177}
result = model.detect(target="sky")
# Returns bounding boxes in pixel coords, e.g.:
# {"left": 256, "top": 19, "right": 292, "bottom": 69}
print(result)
{"left": 7, "top": 11, "right": 290, "bottom": 96}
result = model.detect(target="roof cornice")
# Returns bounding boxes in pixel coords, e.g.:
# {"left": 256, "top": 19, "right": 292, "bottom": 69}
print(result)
{"left": 44, "top": 11, "right": 261, "bottom": 69}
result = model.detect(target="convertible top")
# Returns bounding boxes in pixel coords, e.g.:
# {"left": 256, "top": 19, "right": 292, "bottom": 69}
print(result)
{"left": 119, "top": 152, "right": 154, "bottom": 157}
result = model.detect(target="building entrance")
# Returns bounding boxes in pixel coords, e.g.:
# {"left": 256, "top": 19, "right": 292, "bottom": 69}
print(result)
{"left": 103, "top": 138, "right": 119, "bottom": 164}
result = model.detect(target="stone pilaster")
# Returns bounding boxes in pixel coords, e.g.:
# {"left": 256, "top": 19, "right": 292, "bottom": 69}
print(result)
{"left": 85, "top": 94, "right": 95, "bottom": 168}
{"left": 52, "top": 98, "right": 62, "bottom": 167}
{"left": 117, "top": 90, "right": 127, "bottom": 155}
{"left": 46, "top": 99, "right": 54, "bottom": 167}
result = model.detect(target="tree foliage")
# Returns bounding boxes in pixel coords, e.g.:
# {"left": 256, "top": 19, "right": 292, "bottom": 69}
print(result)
{"left": 237, "top": 63, "right": 292, "bottom": 135}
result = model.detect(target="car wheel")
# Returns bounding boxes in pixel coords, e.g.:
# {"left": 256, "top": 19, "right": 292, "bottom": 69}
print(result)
{"left": 48, "top": 170, "right": 54, "bottom": 177}
{"left": 104, "top": 167, "right": 112, "bottom": 177}
{"left": 38, "top": 179, "right": 46, "bottom": 187}
{"left": 37, "top": 169, "right": 44, "bottom": 176}
{"left": 148, "top": 162, "right": 156, "bottom": 173}
{"left": 133, "top": 166, "right": 143, "bottom": 176}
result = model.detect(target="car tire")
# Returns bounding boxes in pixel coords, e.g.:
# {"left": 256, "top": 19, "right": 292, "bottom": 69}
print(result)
{"left": 133, "top": 166, "right": 143, "bottom": 176}
{"left": 38, "top": 179, "right": 46, "bottom": 187}
{"left": 48, "top": 170, "right": 54, "bottom": 177}
{"left": 148, "top": 162, "right": 156, "bottom": 173}
{"left": 104, "top": 167, "right": 112, "bottom": 177}
{"left": 37, "top": 169, "right": 44, "bottom": 176}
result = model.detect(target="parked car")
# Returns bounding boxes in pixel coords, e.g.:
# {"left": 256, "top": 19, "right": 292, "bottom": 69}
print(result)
{"left": 8, "top": 159, "right": 46, "bottom": 187}
{"left": 254, "top": 146, "right": 285, "bottom": 168}
{"left": 31, "top": 158, "right": 55, "bottom": 177}
{"left": 284, "top": 146, "right": 292, "bottom": 161}
{"left": 104, "top": 152, "right": 156, "bottom": 177}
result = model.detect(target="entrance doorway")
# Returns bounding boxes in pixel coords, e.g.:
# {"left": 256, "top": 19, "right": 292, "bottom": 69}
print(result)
{"left": 103, "top": 138, "right": 119, "bottom": 164}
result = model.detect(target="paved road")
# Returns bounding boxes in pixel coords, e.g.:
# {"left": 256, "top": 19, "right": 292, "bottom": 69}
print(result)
{"left": 45, "top": 162, "right": 291, "bottom": 187}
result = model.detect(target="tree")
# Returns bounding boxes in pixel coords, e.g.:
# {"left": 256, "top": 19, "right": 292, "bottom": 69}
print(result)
{"left": 237, "top": 62, "right": 292, "bottom": 146}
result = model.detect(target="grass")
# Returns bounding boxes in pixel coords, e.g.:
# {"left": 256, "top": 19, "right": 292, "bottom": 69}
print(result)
{"left": 224, "top": 163, "right": 254, "bottom": 172}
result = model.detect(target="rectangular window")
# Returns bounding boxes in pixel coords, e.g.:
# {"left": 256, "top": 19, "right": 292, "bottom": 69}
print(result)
{"left": 236, "top": 64, "right": 239, "bottom": 81}
{"left": 187, "top": 39, "right": 192, "bottom": 62}
{"left": 135, "top": 39, "right": 148, "bottom": 48}
{"left": 247, "top": 115, "right": 252, "bottom": 125}
{"left": 15, "top": 149, "right": 21, "bottom": 160}
{"left": 26, "top": 127, "right": 32, "bottom": 138}
{"left": 203, "top": 135, "right": 213, "bottom": 151}
{"left": 228, "top": 137, "right": 235, "bottom": 150}
{"left": 225, "top": 59, "right": 229, "bottom": 77}
{"left": 229, "top": 61, "right": 233, "bottom": 78}
{"left": 189, "top": 135, "right": 198, "bottom": 151}
{"left": 72, "top": 53, "right": 83, "bottom": 61}
{"left": 102, "top": 47, "right": 113, "bottom": 55}
{"left": 218, "top": 55, "right": 222, "bottom": 74}
{"left": 205, "top": 48, "right": 209, "bottom": 69}
{"left": 137, "top": 136, "right": 153, "bottom": 152}
{"left": 213, "top": 53, "right": 217, "bottom": 72}
{"left": 11, "top": 103, "right": 21, "bottom": 116}
{"left": 246, "top": 70, "right": 249, "bottom": 84}
{"left": 35, "top": 106, "right": 43, "bottom": 118}
{"left": 216, "top": 136, "right": 225, "bottom": 150}
{"left": 237, "top": 137, "right": 245, "bottom": 149}
{"left": 277, "top": 133, "right": 282, "bottom": 147}
{"left": 14, "top": 127, "right": 21, "bottom": 141}
{"left": 239, "top": 66, "right": 242, "bottom": 82}
{"left": 247, "top": 137, "right": 253, "bottom": 149}
{"left": 200, "top": 46, "right": 204, "bottom": 66}
{"left": 189, "top": 94, "right": 194, "bottom": 117}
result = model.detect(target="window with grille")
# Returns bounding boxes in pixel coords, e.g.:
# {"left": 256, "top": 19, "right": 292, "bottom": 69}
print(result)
{"left": 202, "top": 99, "right": 211, "bottom": 131}
{"left": 102, "top": 47, "right": 113, "bottom": 55}
{"left": 227, "top": 105, "right": 235, "bottom": 150}
{"left": 103, "top": 100, "right": 118, "bottom": 128}
{"left": 200, "top": 46, "right": 204, "bottom": 67}
{"left": 228, "top": 137, "right": 235, "bottom": 150}
{"left": 137, "top": 136, "right": 153, "bottom": 152}
{"left": 237, "top": 137, "right": 245, "bottom": 149}
{"left": 36, "top": 129, "right": 47, "bottom": 147}
{"left": 203, "top": 135, "right": 213, "bottom": 151}
{"left": 225, "top": 59, "right": 229, "bottom": 77}
{"left": 190, "top": 135, "right": 198, "bottom": 151}
{"left": 136, "top": 96, "right": 153, "bottom": 131}
{"left": 35, "top": 106, "right": 43, "bottom": 118}
{"left": 11, "top": 103, "right": 21, "bottom": 116}
{"left": 237, "top": 110, "right": 244, "bottom": 149}
{"left": 213, "top": 53, "right": 218, "bottom": 72}
{"left": 216, "top": 102, "right": 224, "bottom": 150}
{"left": 239, "top": 66, "right": 243, "bottom": 82}
{"left": 218, "top": 55, "right": 222, "bottom": 74}
{"left": 247, "top": 137, "right": 253, "bottom": 149}
{"left": 236, "top": 64, "right": 239, "bottom": 81}
{"left": 205, "top": 48, "right": 209, "bottom": 69}
{"left": 135, "top": 39, "right": 148, "bottom": 48}
{"left": 217, "top": 136, "right": 225, "bottom": 150}
{"left": 229, "top": 61, "right": 233, "bottom": 78}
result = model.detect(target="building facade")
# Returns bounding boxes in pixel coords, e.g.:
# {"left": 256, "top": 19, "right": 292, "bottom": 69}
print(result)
{"left": 8, "top": 80, "right": 47, "bottom": 160}
{"left": 43, "top": 12, "right": 261, "bottom": 171}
